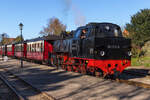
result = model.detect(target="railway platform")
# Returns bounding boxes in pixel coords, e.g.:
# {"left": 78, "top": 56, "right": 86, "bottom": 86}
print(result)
{"left": 0, "top": 58, "right": 150, "bottom": 100}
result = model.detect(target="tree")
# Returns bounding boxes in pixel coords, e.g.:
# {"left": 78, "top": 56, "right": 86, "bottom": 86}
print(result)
{"left": 125, "top": 9, "right": 150, "bottom": 47}
{"left": 125, "top": 9, "right": 150, "bottom": 57}
{"left": 14, "top": 35, "right": 24, "bottom": 43}
{"left": 0, "top": 33, "right": 9, "bottom": 41}
{"left": 0, "top": 35, "right": 2, "bottom": 43}
{"left": 40, "top": 17, "right": 66, "bottom": 36}
{"left": 0, "top": 33, "right": 9, "bottom": 45}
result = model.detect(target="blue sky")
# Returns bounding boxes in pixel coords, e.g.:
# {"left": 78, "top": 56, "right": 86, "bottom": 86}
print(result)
{"left": 0, "top": 0, "right": 150, "bottom": 39}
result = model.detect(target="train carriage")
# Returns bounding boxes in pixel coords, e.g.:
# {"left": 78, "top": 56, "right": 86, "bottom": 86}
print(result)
{"left": 0, "top": 45, "right": 2, "bottom": 55}
{"left": 1, "top": 45, "right": 7, "bottom": 56}
{"left": 6, "top": 44, "right": 15, "bottom": 57}
{"left": 14, "top": 43, "right": 26, "bottom": 58}
{"left": 25, "top": 37, "right": 53, "bottom": 63}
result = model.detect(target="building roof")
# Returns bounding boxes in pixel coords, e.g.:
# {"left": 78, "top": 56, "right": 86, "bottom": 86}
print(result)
{"left": 24, "top": 35, "right": 62, "bottom": 43}
{"left": 2, "top": 38, "right": 15, "bottom": 45}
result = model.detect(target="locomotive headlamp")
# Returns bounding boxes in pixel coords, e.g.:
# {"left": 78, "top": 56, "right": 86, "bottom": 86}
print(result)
{"left": 100, "top": 51, "right": 105, "bottom": 56}
{"left": 105, "top": 26, "right": 110, "bottom": 30}
{"left": 114, "top": 29, "right": 119, "bottom": 37}
{"left": 128, "top": 51, "right": 132, "bottom": 56}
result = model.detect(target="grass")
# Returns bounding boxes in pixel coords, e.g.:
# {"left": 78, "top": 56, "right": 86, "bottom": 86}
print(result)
{"left": 131, "top": 56, "right": 150, "bottom": 67}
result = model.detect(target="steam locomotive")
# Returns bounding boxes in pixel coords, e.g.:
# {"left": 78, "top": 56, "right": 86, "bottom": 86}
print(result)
{"left": 0, "top": 22, "right": 131, "bottom": 78}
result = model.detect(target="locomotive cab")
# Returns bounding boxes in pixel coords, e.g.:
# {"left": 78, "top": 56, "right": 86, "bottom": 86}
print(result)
{"left": 71, "top": 26, "right": 95, "bottom": 58}
{"left": 72, "top": 23, "right": 131, "bottom": 60}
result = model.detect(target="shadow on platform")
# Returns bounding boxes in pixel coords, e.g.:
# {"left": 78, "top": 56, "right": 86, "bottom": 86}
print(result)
{"left": 0, "top": 61, "right": 150, "bottom": 100}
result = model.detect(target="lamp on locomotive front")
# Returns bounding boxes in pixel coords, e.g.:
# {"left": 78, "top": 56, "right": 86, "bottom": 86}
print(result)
{"left": 19, "top": 22, "right": 24, "bottom": 68}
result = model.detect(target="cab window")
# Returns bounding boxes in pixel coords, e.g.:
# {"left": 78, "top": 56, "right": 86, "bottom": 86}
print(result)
{"left": 74, "top": 30, "right": 81, "bottom": 38}
{"left": 85, "top": 28, "right": 94, "bottom": 37}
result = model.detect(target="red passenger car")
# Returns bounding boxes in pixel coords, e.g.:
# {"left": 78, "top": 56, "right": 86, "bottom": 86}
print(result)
{"left": 6, "top": 44, "right": 14, "bottom": 57}
{"left": 14, "top": 43, "right": 26, "bottom": 58}
{"left": 1, "top": 45, "right": 6, "bottom": 56}
{"left": 0, "top": 45, "right": 2, "bottom": 55}
{"left": 26, "top": 37, "right": 53, "bottom": 63}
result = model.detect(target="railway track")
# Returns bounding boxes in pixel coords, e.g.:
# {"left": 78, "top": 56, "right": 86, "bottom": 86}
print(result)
{"left": 102, "top": 76, "right": 150, "bottom": 89}
{"left": 0, "top": 68, "right": 55, "bottom": 100}
{"left": 0, "top": 73, "right": 24, "bottom": 100}
{"left": 116, "top": 79, "right": 150, "bottom": 89}
{"left": 93, "top": 69, "right": 150, "bottom": 89}
{"left": 123, "top": 70, "right": 150, "bottom": 77}
{"left": 114, "top": 70, "right": 150, "bottom": 89}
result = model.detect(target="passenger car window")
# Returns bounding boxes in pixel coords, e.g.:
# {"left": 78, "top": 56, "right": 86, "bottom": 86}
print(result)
{"left": 41, "top": 43, "right": 43, "bottom": 52}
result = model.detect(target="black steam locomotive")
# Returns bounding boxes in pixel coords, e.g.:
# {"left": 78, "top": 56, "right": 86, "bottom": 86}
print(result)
{"left": 52, "top": 23, "right": 131, "bottom": 77}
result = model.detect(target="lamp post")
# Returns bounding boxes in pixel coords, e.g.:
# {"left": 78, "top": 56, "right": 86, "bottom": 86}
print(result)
{"left": 19, "top": 23, "right": 23, "bottom": 68}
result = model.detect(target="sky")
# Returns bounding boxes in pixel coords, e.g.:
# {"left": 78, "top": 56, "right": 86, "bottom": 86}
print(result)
{"left": 0, "top": 0, "right": 150, "bottom": 40}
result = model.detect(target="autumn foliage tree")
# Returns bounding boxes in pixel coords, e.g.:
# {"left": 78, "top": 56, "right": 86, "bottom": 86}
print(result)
{"left": 40, "top": 17, "right": 66, "bottom": 36}
{"left": 14, "top": 35, "right": 24, "bottom": 43}
{"left": 0, "top": 33, "right": 9, "bottom": 45}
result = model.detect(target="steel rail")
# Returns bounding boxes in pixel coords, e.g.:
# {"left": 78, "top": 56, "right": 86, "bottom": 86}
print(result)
{"left": 0, "top": 73, "right": 25, "bottom": 100}
{"left": 123, "top": 70, "right": 150, "bottom": 77}
{"left": 116, "top": 79, "right": 150, "bottom": 89}
{"left": 1, "top": 68, "right": 56, "bottom": 100}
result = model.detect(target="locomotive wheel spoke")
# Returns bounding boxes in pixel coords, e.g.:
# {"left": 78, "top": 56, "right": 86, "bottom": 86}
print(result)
{"left": 95, "top": 69, "right": 103, "bottom": 77}
{"left": 74, "top": 66, "right": 79, "bottom": 73}
{"left": 103, "top": 74, "right": 107, "bottom": 79}
{"left": 66, "top": 65, "right": 68, "bottom": 71}
{"left": 78, "top": 66, "right": 82, "bottom": 73}
{"left": 72, "top": 66, "right": 75, "bottom": 72}
{"left": 95, "top": 71, "right": 100, "bottom": 77}
{"left": 88, "top": 67, "right": 95, "bottom": 75}
{"left": 68, "top": 66, "right": 71, "bottom": 71}
{"left": 76, "top": 67, "right": 80, "bottom": 73}
{"left": 61, "top": 64, "right": 65, "bottom": 69}
{"left": 63, "top": 64, "right": 67, "bottom": 71}
{"left": 70, "top": 65, "right": 74, "bottom": 72}
{"left": 81, "top": 66, "right": 87, "bottom": 74}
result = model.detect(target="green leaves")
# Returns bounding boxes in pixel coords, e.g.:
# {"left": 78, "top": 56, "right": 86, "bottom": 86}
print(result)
{"left": 126, "top": 9, "right": 150, "bottom": 47}
{"left": 125, "top": 9, "right": 150, "bottom": 57}
{"left": 14, "top": 35, "right": 24, "bottom": 43}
